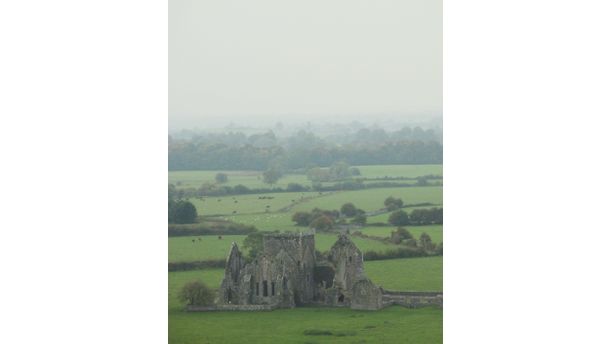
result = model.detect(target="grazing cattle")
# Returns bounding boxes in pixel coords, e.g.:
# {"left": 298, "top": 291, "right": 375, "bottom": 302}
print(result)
{"left": 232, "top": 210, "right": 237, "bottom": 214}
{"left": 218, "top": 235, "right": 222, "bottom": 240}
{"left": 234, "top": 200, "right": 238, "bottom": 203}
{"left": 192, "top": 239, "right": 196, "bottom": 243}
{"left": 198, "top": 237, "right": 202, "bottom": 241}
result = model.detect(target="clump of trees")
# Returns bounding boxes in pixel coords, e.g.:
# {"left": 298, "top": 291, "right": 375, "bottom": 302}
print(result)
{"left": 262, "top": 168, "right": 283, "bottom": 184}
{"left": 388, "top": 210, "right": 410, "bottom": 226}
{"left": 384, "top": 196, "right": 404, "bottom": 211}
{"left": 168, "top": 200, "right": 198, "bottom": 224}
{"left": 291, "top": 208, "right": 340, "bottom": 231}
{"left": 179, "top": 280, "right": 215, "bottom": 306}
{"left": 410, "top": 208, "right": 443, "bottom": 225}
{"left": 306, "top": 162, "right": 355, "bottom": 182}
{"left": 215, "top": 172, "right": 228, "bottom": 183}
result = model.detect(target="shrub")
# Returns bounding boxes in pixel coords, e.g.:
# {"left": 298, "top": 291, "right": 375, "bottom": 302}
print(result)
{"left": 287, "top": 183, "right": 308, "bottom": 192}
{"left": 310, "top": 215, "right": 334, "bottom": 231}
{"left": 168, "top": 200, "right": 198, "bottom": 224}
{"left": 390, "top": 227, "right": 413, "bottom": 244}
{"left": 215, "top": 172, "right": 228, "bottom": 183}
{"left": 384, "top": 196, "right": 404, "bottom": 211}
{"left": 388, "top": 210, "right": 410, "bottom": 226}
{"left": 292, "top": 212, "right": 312, "bottom": 226}
{"left": 179, "top": 280, "right": 215, "bottom": 306}
{"left": 351, "top": 213, "right": 367, "bottom": 225}
{"left": 340, "top": 203, "right": 358, "bottom": 217}
{"left": 419, "top": 232, "right": 434, "bottom": 251}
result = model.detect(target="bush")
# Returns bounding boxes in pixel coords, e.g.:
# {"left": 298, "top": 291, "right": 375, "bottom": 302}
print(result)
{"left": 215, "top": 172, "right": 228, "bottom": 183}
{"left": 179, "top": 280, "right": 215, "bottom": 306}
{"left": 340, "top": 203, "right": 358, "bottom": 217}
{"left": 390, "top": 227, "right": 413, "bottom": 244}
{"left": 384, "top": 196, "right": 404, "bottom": 211}
{"left": 292, "top": 212, "right": 312, "bottom": 226}
{"left": 419, "top": 232, "right": 434, "bottom": 251}
{"left": 262, "top": 168, "right": 282, "bottom": 184}
{"left": 410, "top": 207, "right": 443, "bottom": 225}
{"left": 287, "top": 183, "right": 307, "bottom": 192}
{"left": 169, "top": 200, "right": 198, "bottom": 224}
{"left": 310, "top": 215, "right": 334, "bottom": 231}
{"left": 388, "top": 210, "right": 410, "bottom": 226}
{"left": 351, "top": 213, "right": 367, "bottom": 225}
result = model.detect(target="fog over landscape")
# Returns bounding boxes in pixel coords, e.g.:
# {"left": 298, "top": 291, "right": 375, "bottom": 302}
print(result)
{"left": 169, "top": 0, "right": 441, "bottom": 131}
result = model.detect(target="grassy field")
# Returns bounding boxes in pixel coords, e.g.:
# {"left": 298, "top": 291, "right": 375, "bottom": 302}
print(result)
{"left": 292, "top": 186, "right": 443, "bottom": 213}
{"left": 365, "top": 256, "right": 443, "bottom": 291}
{"left": 168, "top": 165, "right": 443, "bottom": 191}
{"left": 168, "top": 259, "right": 443, "bottom": 344}
{"left": 169, "top": 306, "right": 442, "bottom": 344}
{"left": 168, "top": 165, "right": 443, "bottom": 343}
{"left": 169, "top": 233, "right": 404, "bottom": 263}
{"left": 357, "top": 225, "right": 443, "bottom": 244}
{"left": 186, "top": 191, "right": 326, "bottom": 216}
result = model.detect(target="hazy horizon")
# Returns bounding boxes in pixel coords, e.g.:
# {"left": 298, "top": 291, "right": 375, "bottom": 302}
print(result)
{"left": 170, "top": 0, "right": 441, "bottom": 131}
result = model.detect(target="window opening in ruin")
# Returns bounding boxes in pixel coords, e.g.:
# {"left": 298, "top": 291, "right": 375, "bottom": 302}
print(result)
{"left": 263, "top": 281, "right": 268, "bottom": 297}
{"left": 271, "top": 282, "right": 275, "bottom": 296}
{"left": 349, "top": 256, "right": 352, "bottom": 263}
{"left": 227, "top": 288, "right": 232, "bottom": 301}
{"left": 338, "top": 293, "right": 345, "bottom": 303}
{"left": 256, "top": 282, "right": 259, "bottom": 296}
{"left": 283, "top": 277, "right": 288, "bottom": 290}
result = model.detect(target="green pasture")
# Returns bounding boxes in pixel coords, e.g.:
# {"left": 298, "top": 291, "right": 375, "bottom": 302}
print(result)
{"left": 169, "top": 233, "right": 404, "bottom": 263}
{"left": 169, "top": 305, "right": 442, "bottom": 344}
{"left": 186, "top": 191, "right": 325, "bottom": 216}
{"left": 169, "top": 170, "right": 310, "bottom": 189}
{"left": 356, "top": 164, "right": 442, "bottom": 178}
{"left": 365, "top": 256, "right": 443, "bottom": 291}
{"left": 292, "top": 186, "right": 443, "bottom": 213}
{"left": 168, "top": 235, "right": 246, "bottom": 263}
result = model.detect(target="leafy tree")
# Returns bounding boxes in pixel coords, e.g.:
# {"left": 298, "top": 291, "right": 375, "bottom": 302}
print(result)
{"left": 390, "top": 227, "right": 413, "bottom": 244}
{"left": 388, "top": 210, "right": 410, "bottom": 226}
{"left": 310, "top": 215, "right": 334, "bottom": 231}
{"left": 262, "top": 168, "right": 282, "bottom": 184}
{"left": 287, "top": 183, "right": 307, "bottom": 192}
{"left": 329, "top": 161, "right": 351, "bottom": 180}
{"left": 349, "top": 167, "right": 361, "bottom": 176}
{"left": 179, "top": 280, "right": 215, "bottom": 306}
{"left": 351, "top": 213, "right": 367, "bottom": 225}
{"left": 384, "top": 196, "right": 404, "bottom": 211}
{"left": 215, "top": 172, "right": 229, "bottom": 183}
{"left": 306, "top": 167, "right": 330, "bottom": 182}
{"left": 243, "top": 232, "right": 266, "bottom": 259}
{"left": 169, "top": 200, "right": 198, "bottom": 224}
{"left": 419, "top": 232, "right": 434, "bottom": 251}
{"left": 340, "top": 203, "right": 358, "bottom": 217}
{"left": 292, "top": 212, "right": 312, "bottom": 226}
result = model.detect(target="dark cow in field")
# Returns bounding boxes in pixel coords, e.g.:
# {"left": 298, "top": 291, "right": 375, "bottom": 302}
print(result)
{"left": 218, "top": 235, "right": 223, "bottom": 240}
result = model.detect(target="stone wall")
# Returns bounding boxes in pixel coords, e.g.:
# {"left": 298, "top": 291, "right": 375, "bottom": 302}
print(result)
{"left": 381, "top": 290, "right": 443, "bottom": 309}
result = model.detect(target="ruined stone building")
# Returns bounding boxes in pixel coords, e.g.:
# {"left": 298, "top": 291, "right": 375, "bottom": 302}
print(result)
{"left": 216, "top": 232, "right": 384, "bottom": 310}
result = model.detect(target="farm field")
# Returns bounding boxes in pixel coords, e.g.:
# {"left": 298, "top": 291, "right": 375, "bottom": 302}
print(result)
{"left": 168, "top": 164, "right": 443, "bottom": 343}
{"left": 365, "top": 256, "right": 443, "bottom": 291}
{"left": 186, "top": 191, "right": 324, "bottom": 216}
{"left": 168, "top": 257, "right": 443, "bottom": 344}
{"left": 169, "top": 305, "right": 442, "bottom": 344}
{"left": 168, "top": 164, "right": 443, "bottom": 191}
{"left": 168, "top": 233, "right": 404, "bottom": 263}
{"left": 169, "top": 170, "right": 310, "bottom": 189}
{"left": 357, "top": 225, "right": 443, "bottom": 244}
{"left": 291, "top": 186, "right": 443, "bottom": 213}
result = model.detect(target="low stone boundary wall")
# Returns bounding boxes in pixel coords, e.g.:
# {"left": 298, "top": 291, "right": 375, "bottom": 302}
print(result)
{"left": 186, "top": 304, "right": 279, "bottom": 312}
{"left": 381, "top": 290, "right": 443, "bottom": 309}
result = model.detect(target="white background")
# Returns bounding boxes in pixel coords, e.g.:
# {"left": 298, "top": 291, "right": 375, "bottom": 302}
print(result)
{"left": 1, "top": 1, "right": 612, "bottom": 343}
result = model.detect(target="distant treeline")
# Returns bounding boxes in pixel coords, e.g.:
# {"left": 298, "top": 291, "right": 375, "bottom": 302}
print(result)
{"left": 168, "top": 128, "right": 442, "bottom": 170}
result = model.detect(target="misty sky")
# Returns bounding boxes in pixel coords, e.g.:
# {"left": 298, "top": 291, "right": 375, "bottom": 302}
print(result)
{"left": 169, "top": 0, "right": 441, "bottom": 129}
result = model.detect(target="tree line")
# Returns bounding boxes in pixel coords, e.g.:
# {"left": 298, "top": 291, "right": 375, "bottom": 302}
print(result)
{"left": 169, "top": 129, "right": 442, "bottom": 170}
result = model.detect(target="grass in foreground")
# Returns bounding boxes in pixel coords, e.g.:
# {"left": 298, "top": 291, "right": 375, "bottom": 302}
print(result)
{"left": 365, "top": 256, "right": 443, "bottom": 291}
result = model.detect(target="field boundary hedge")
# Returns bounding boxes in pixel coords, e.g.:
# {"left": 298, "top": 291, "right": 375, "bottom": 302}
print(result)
{"left": 168, "top": 259, "right": 225, "bottom": 271}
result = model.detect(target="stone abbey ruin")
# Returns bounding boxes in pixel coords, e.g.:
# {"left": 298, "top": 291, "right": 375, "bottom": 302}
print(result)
{"left": 188, "top": 232, "right": 442, "bottom": 311}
